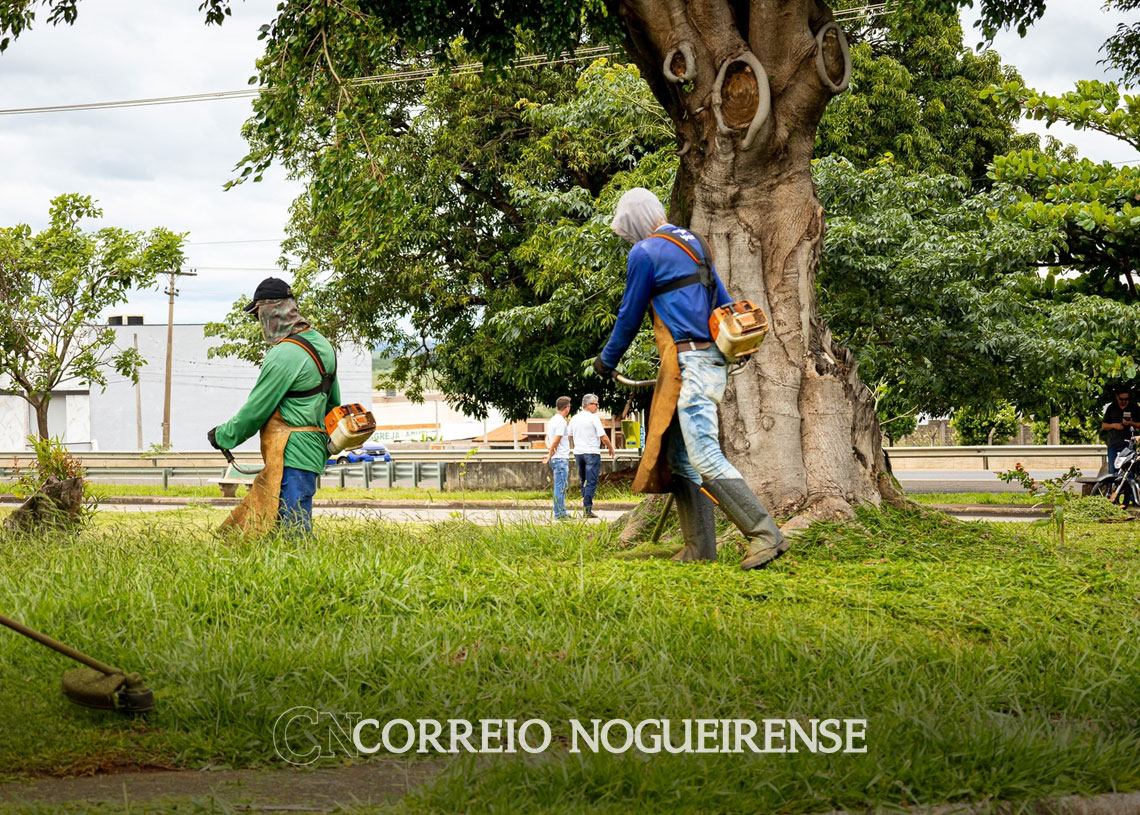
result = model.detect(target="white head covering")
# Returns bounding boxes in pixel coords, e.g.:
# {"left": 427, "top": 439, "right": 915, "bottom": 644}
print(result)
{"left": 610, "top": 188, "right": 667, "bottom": 244}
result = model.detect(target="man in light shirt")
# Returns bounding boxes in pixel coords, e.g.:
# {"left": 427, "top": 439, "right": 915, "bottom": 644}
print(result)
{"left": 541, "top": 396, "right": 573, "bottom": 520}
{"left": 568, "top": 393, "right": 617, "bottom": 519}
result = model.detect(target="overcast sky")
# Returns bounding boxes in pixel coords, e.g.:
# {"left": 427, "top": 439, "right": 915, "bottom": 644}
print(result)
{"left": 0, "top": 0, "right": 1136, "bottom": 324}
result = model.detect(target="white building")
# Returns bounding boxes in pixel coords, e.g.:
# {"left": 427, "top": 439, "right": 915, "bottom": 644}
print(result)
{"left": 0, "top": 319, "right": 372, "bottom": 452}
{"left": 370, "top": 388, "right": 508, "bottom": 443}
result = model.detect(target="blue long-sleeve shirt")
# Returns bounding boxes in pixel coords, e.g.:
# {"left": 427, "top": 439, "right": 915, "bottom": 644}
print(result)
{"left": 600, "top": 224, "right": 732, "bottom": 368}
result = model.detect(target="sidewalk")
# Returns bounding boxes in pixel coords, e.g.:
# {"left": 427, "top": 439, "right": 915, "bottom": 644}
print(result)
{"left": 2, "top": 761, "right": 1137, "bottom": 814}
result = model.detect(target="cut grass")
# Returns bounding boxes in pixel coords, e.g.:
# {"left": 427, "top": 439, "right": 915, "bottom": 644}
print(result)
{"left": 0, "top": 505, "right": 1137, "bottom": 814}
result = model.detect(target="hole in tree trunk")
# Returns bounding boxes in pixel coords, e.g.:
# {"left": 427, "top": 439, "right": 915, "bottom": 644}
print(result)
{"left": 712, "top": 51, "right": 770, "bottom": 149}
{"left": 670, "top": 51, "right": 688, "bottom": 78}
{"left": 814, "top": 22, "right": 851, "bottom": 94}
{"left": 663, "top": 42, "right": 697, "bottom": 83}
{"left": 821, "top": 29, "right": 844, "bottom": 84}
{"left": 720, "top": 62, "right": 759, "bottom": 130}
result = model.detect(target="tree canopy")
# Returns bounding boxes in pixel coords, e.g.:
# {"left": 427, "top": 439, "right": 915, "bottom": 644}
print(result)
{"left": 986, "top": 79, "right": 1140, "bottom": 301}
{"left": 817, "top": 5, "right": 1035, "bottom": 181}
{"left": 197, "top": 3, "right": 1042, "bottom": 423}
{"left": 0, "top": 194, "right": 185, "bottom": 438}
{"left": 817, "top": 155, "right": 1140, "bottom": 424}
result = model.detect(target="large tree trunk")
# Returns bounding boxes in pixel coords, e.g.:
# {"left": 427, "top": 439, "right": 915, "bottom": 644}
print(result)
{"left": 621, "top": 0, "right": 899, "bottom": 524}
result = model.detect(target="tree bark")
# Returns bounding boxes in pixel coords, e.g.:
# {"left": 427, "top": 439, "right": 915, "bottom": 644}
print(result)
{"left": 31, "top": 395, "right": 50, "bottom": 441}
{"left": 620, "top": 0, "right": 897, "bottom": 524}
{"left": 3, "top": 476, "right": 85, "bottom": 534}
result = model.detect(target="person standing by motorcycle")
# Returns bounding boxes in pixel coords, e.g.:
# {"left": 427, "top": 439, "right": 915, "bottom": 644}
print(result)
{"left": 1101, "top": 386, "right": 1140, "bottom": 475}
{"left": 592, "top": 188, "right": 786, "bottom": 570}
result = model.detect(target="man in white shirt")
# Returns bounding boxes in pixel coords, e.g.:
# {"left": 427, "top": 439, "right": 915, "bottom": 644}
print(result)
{"left": 567, "top": 393, "right": 617, "bottom": 519}
{"left": 541, "top": 396, "right": 572, "bottom": 520}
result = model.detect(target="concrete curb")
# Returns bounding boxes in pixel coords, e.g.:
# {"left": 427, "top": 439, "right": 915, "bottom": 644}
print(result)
{"left": 928, "top": 503, "right": 1140, "bottom": 519}
{"left": 927, "top": 503, "right": 1050, "bottom": 518}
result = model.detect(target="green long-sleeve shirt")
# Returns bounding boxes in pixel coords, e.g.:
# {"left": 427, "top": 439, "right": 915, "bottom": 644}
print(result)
{"left": 214, "top": 329, "right": 341, "bottom": 474}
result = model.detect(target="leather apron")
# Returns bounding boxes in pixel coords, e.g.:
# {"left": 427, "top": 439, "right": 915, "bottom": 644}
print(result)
{"left": 218, "top": 410, "right": 323, "bottom": 537}
{"left": 632, "top": 310, "right": 682, "bottom": 495}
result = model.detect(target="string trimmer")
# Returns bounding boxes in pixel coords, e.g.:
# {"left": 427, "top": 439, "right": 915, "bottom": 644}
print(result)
{"left": 221, "top": 448, "right": 261, "bottom": 475}
{"left": 0, "top": 614, "right": 155, "bottom": 713}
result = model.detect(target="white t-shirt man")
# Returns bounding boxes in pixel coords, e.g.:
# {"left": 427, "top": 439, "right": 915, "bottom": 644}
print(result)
{"left": 568, "top": 410, "right": 606, "bottom": 455}
{"left": 545, "top": 413, "right": 570, "bottom": 460}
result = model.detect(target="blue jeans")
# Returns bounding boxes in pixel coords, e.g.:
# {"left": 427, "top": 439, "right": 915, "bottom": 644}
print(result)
{"left": 576, "top": 453, "right": 602, "bottom": 512}
{"left": 279, "top": 466, "right": 317, "bottom": 534}
{"left": 667, "top": 348, "right": 744, "bottom": 484}
{"left": 550, "top": 458, "right": 569, "bottom": 519}
{"left": 1108, "top": 444, "right": 1128, "bottom": 476}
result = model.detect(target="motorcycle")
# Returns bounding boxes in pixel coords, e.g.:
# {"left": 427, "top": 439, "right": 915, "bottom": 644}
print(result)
{"left": 1090, "top": 436, "right": 1140, "bottom": 507}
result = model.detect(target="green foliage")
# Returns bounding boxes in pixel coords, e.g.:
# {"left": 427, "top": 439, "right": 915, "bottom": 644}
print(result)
{"left": 14, "top": 434, "right": 85, "bottom": 496}
{"left": 0, "top": 0, "right": 78, "bottom": 52}
{"left": 0, "top": 194, "right": 185, "bottom": 437}
{"left": 818, "top": 5, "right": 1035, "bottom": 182}
{"left": 216, "top": 40, "right": 673, "bottom": 418}
{"left": 996, "top": 463, "right": 1082, "bottom": 544}
{"left": 950, "top": 403, "right": 1021, "bottom": 445}
{"left": 817, "top": 157, "right": 1140, "bottom": 421}
{"left": 1100, "top": 0, "right": 1140, "bottom": 83}
{"left": 12, "top": 434, "right": 97, "bottom": 525}
{"left": 873, "top": 384, "right": 919, "bottom": 443}
{"left": 1031, "top": 415, "right": 1102, "bottom": 445}
{"left": 985, "top": 81, "right": 1140, "bottom": 306}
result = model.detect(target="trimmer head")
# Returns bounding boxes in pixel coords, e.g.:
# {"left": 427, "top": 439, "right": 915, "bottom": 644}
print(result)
{"left": 62, "top": 668, "right": 155, "bottom": 714}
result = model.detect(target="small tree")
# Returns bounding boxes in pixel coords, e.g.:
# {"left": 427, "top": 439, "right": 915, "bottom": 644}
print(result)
{"left": 951, "top": 403, "right": 1021, "bottom": 446}
{"left": 0, "top": 194, "right": 184, "bottom": 439}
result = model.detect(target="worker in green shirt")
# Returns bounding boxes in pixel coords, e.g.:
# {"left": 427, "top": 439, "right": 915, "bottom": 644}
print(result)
{"left": 208, "top": 277, "right": 340, "bottom": 535}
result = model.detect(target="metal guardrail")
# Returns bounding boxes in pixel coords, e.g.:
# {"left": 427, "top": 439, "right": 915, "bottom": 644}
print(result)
{"left": 0, "top": 459, "right": 448, "bottom": 491}
{"left": 885, "top": 445, "right": 1107, "bottom": 470}
{"left": 0, "top": 448, "right": 643, "bottom": 468}
{"left": 0, "top": 445, "right": 1096, "bottom": 463}
{"left": 1, "top": 445, "right": 1107, "bottom": 485}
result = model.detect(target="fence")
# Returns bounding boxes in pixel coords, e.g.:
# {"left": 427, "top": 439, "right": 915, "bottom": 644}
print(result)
{"left": 885, "top": 445, "right": 1107, "bottom": 472}
{"left": 0, "top": 446, "right": 1108, "bottom": 492}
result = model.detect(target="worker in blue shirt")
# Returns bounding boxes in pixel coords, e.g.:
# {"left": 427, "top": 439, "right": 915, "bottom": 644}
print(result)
{"left": 593, "top": 188, "right": 787, "bottom": 570}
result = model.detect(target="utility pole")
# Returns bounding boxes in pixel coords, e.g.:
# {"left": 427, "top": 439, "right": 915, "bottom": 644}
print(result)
{"left": 134, "top": 333, "right": 143, "bottom": 450}
{"left": 161, "top": 268, "right": 196, "bottom": 448}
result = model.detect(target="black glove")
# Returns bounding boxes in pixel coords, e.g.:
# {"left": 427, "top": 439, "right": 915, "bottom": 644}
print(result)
{"left": 207, "top": 427, "right": 222, "bottom": 451}
{"left": 593, "top": 355, "right": 616, "bottom": 379}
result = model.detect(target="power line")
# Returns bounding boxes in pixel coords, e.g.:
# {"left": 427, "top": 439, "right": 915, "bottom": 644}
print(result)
{"left": 187, "top": 237, "right": 285, "bottom": 245}
{"left": 0, "top": 9, "right": 893, "bottom": 118}
{"left": 0, "top": 46, "right": 622, "bottom": 116}
{"left": 190, "top": 265, "right": 282, "bottom": 271}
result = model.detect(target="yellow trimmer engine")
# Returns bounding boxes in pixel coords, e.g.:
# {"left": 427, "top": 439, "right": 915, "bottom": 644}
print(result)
{"left": 324, "top": 404, "right": 377, "bottom": 455}
{"left": 708, "top": 301, "right": 769, "bottom": 362}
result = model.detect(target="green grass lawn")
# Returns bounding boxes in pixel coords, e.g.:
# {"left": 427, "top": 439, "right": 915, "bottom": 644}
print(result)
{"left": 1, "top": 506, "right": 1138, "bottom": 813}
{"left": 908, "top": 491, "right": 1041, "bottom": 505}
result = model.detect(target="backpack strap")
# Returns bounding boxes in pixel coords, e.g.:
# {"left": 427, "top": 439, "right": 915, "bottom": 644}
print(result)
{"left": 649, "top": 229, "right": 716, "bottom": 297}
{"left": 280, "top": 335, "right": 337, "bottom": 400}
